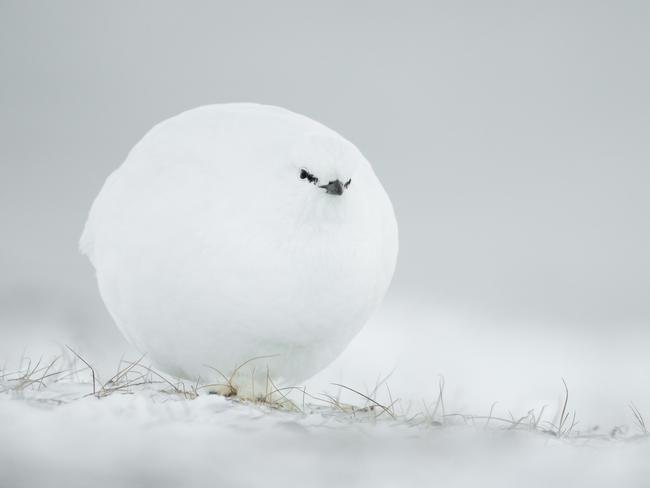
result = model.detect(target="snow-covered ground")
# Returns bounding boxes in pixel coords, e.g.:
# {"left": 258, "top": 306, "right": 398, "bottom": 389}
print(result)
{"left": 2, "top": 296, "right": 649, "bottom": 487}
{"left": 1, "top": 381, "right": 649, "bottom": 488}
{"left": 5, "top": 226, "right": 648, "bottom": 483}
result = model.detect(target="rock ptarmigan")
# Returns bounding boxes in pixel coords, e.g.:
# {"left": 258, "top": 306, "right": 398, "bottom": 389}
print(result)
{"left": 81, "top": 103, "right": 398, "bottom": 397}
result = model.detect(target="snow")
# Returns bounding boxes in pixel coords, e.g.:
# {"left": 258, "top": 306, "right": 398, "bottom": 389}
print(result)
{"left": 2, "top": 297, "right": 650, "bottom": 487}
{"left": 1, "top": 383, "right": 649, "bottom": 488}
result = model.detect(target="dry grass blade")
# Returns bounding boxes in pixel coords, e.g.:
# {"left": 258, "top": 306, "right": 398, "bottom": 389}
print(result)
{"left": 105, "top": 354, "right": 146, "bottom": 387}
{"left": 137, "top": 364, "right": 189, "bottom": 397}
{"left": 557, "top": 378, "right": 571, "bottom": 437}
{"left": 65, "top": 345, "right": 100, "bottom": 397}
{"left": 331, "top": 383, "right": 395, "bottom": 419}
{"left": 629, "top": 403, "right": 648, "bottom": 434}
{"left": 228, "top": 354, "right": 279, "bottom": 382}
{"left": 263, "top": 373, "right": 301, "bottom": 412}
{"left": 484, "top": 402, "right": 498, "bottom": 429}
{"left": 36, "top": 356, "right": 60, "bottom": 391}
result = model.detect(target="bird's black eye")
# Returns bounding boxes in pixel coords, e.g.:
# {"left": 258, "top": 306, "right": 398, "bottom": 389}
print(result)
{"left": 299, "top": 169, "right": 318, "bottom": 184}
{"left": 344, "top": 178, "right": 351, "bottom": 188}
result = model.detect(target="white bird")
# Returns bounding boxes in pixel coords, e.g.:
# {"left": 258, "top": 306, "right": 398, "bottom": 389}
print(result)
{"left": 81, "top": 103, "right": 398, "bottom": 397}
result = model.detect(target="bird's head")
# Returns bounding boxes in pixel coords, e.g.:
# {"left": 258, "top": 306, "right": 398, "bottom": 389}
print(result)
{"left": 289, "top": 132, "right": 362, "bottom": 198}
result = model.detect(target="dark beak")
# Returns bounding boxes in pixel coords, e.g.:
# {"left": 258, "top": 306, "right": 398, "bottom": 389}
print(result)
{"left": 319, "top": 179, "right": 344, "bottom": 196}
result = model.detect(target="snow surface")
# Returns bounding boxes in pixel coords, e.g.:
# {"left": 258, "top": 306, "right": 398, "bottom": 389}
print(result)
{"left": 1, "top": 383, "right": 649, "bottom": 488}
{"left": 2, "top": 297, "right": 650, "bottom": 487}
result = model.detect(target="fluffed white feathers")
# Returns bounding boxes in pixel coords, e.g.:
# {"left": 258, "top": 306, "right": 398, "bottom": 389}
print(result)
{"left": 81, "top": 103, "right": 398, "bottom": 396}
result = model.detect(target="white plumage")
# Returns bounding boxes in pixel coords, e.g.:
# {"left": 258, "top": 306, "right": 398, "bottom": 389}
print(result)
{"left": 81, "top": 103, "right": 398, "bottom": 396}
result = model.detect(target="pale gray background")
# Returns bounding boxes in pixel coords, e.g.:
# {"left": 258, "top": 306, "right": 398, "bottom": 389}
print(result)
{"left": 1, "top": 1, "right": 649, "bottom": 341}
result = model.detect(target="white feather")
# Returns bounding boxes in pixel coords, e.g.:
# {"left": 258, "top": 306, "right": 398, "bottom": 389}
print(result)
{"left": 81, "top": 103, "right": 398, "bottom": 396}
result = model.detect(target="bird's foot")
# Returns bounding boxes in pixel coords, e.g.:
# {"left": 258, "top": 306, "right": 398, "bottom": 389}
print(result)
{"left": 206, "top": 383, "right": 238, "bottom": 397}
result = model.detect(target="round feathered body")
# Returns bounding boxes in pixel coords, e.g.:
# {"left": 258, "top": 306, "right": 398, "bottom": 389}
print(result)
{"left": 81, "top": 104, "right": 398, "bottom": 395}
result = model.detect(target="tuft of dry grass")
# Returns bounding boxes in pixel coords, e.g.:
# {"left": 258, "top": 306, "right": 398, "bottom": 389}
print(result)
{"left": 1, "top": 350, "right": 648, "bottom": 443}
{"left": 0, "top": 346, "right": 198, "bottom": 400}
